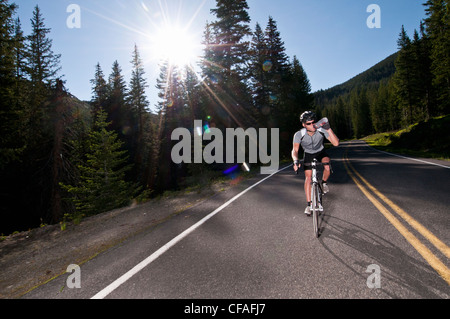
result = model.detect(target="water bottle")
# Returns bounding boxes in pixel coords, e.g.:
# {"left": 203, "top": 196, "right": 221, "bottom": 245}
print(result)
{"left": 314, "top": 117, "right": 329, "bottom": 130}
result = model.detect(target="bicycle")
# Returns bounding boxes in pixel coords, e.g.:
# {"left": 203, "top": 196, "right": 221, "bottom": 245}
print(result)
{"left": 297, "top": 158, "right": 324, "bottom": 238}
{"left": 310, "top": 159, "right": 324, "bottom": 238}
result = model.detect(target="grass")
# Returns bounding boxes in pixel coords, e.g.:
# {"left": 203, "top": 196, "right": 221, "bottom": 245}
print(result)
{"left": 362, "top": 115, "right": 450, "bottom": 161}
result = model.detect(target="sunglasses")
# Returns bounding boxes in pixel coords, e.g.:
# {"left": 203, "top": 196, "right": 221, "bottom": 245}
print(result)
{"left": 305, "top": 122, "right": 315, "bottom": 126}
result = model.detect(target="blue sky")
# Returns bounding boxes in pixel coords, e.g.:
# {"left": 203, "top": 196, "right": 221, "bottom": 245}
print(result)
{"left": 15, "top": 0, "right": 426, "bottom": 110}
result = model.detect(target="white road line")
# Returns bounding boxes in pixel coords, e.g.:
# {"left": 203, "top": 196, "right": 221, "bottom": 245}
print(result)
{"left": 91, "top": 165, "right": 291, "bottom": 299}
{"left": 363, "top": 144, "right": 450, "bottom": 169}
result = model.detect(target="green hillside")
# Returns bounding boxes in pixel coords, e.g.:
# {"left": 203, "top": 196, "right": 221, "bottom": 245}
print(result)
{"left": 314, "top": 52, "right": 398, "bottom": 105}
{"left": 363, "top": 115, "right": 450, "bottom": 160}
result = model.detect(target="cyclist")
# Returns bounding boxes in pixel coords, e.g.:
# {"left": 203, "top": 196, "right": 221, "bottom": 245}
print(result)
{"left": 292, "top": 111, "right": 340, "bottom": 216}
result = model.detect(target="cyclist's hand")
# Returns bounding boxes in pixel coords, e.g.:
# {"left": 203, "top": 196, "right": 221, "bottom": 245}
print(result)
{"left": 293, "top": 160, "right": 301, "bottom": 173}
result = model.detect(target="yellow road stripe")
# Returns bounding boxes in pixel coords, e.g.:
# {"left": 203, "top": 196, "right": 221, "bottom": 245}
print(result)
{"left": 346, "top": 159, "right": 450, "bottom": 259}
{"left": 343, "top": 152, "right": 450, "bottom": 285}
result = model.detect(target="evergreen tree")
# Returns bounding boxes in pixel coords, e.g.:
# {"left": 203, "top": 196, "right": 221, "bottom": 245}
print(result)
{"left": 249, "top": 22, "right": 270, "bottom": 126}
{"left": 25, "top": 5, "right": 61, "bottom": 87}
{"left": 0, "top": 0, "right": 23, "bottom": 168}
{"left": 394, "top": 26, "right": 416, "bottom": 125}
{"left": 207, "top": 0, "right": 255, "bottom": 129}
{"left": 394, "top": 25, "right": 436, "bottom": 125}
{"left": 13, "top": 17, "right": 26, "bottom": 80}
{"left": 23, "top": 5, "right": 62, "bottom": 151}
{"left": 371, "top": 82, "right": 390, "bottom": 133}
{"left": 264, "top": 15, "right": 289, "bottom": 113}
{"left": 273, "top": 56, "right": 312, "bottom": 154}
{"left": 90, "top": 62, "right": 108, "bottom": 119}
{"left": 184, "top": 66, "right": 204, "bottom": 121}
{"left": 386, "top": 78, "right": 401, "bottom": 131}
{"left": 105, "top": 60, "right": 128, "bottom": 134}
{"left": 424, "top": 0, "right": 450, "bottom": 114}
{"left": 411, "top": 28, "right": 434, "bottom": 121}
{"left": 12, "top": 16, "right": 28, "bottom": 127}
{"left": 154, "top": 61, "right": 185, "bottom": 191}
{"left": 334, "top": 96, "right": 350, "bottom": 137}
{"left": 210, "top": 0, "right": 252, "bottom": 79}
{"left": 200, "top": 21, "right": 227, "bottom": 127}
{"left": 279, "top": 56, "right": 313, "bottom": 146}
{"left": 351, "top": 88, "right": 372, "bottom": 138}
{"left": 60, "top": 109, "right": 135, "bottom": 219}
{"left": 127, "top": 44, "right": 150, "bottom": 185}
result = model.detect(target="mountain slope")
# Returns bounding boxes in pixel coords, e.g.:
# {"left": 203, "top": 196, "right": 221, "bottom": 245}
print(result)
{"left": 314, "top": 51, "right": 398, "bottom": 105}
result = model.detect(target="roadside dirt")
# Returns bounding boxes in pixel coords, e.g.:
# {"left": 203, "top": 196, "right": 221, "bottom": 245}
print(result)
{"left": 0, "top": 180, "right": 238, "bottom": 299}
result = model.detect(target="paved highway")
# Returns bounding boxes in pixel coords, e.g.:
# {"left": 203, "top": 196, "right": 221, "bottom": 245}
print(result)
{"left": 24, "top": 141, "right": 450, "bottom": 300}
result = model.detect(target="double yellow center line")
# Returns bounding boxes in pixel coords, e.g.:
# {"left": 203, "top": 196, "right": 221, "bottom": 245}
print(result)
{"left": 343, "top": 150, "right": 450, "bottom": 285}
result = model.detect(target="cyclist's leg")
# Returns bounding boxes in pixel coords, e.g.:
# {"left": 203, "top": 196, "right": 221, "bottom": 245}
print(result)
{"left": 303, "top": 152, "right": 314, "bottom": 204}
{"left": 316, "top": 149, "right": 331, "bottom": 182}
{"left": 304, "top": 169, "right": 312, "bottom": 203}
{"left": 322, "top": 156, "right": 331, "bottom": 182}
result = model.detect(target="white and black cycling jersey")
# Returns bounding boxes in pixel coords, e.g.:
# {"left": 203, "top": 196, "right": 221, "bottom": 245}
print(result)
{"left": 293, "top": 128, "right": 329, "bottom": 154}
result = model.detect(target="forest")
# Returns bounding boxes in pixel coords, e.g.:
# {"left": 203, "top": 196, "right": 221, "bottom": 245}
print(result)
{"left": 316, "top": 1, "right": 449, "bottom": 139}
{"left": 1, "top": 0, "right": 449, "bottom": 235}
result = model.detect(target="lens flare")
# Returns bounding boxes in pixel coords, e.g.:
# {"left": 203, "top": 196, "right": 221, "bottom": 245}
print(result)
{"left": 263, "top": 60, "right": 273, "bottom": 72}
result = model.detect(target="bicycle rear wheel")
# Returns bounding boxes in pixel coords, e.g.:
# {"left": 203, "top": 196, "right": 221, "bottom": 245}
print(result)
{"left": 311, "top": 184, "right": 319, "bottom": 238}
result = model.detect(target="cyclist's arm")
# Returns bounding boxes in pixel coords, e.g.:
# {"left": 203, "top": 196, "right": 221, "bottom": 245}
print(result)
{"left": 292, "top": 143, "right": 302, "bottom": 172}
{"left": 325, "top": 128, "right": 340, "bottom": 147}
{"left": 292, "top": 143, "right": 301, "bottom": 162}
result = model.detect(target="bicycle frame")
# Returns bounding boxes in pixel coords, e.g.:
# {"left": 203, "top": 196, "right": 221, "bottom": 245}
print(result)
{"left": 310, "top": 159, "right": 323, "bottom": 238}
{"left": 295, "top": 159, "right": 324, "bottom": 238}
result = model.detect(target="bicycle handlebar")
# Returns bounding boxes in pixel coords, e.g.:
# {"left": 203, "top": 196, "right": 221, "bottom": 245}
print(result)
{"left": 295, "top": 159, "right": 324, "bottom": 175}
{"left": 303, "top": 161, "right": 324, "bottom": 168}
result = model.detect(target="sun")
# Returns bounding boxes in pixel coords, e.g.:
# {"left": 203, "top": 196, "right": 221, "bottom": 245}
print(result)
{"left": 150, "top": 24, "right": 200, "bottom": 67}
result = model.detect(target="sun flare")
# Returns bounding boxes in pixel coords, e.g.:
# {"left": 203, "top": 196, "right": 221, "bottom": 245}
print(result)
{"left": 150, "top": 25, "right": 200, "bottom": 67}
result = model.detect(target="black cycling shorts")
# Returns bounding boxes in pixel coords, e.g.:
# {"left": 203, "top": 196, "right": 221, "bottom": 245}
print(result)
{"left": 303, "top": 149, "right": 330, "bottom": 171}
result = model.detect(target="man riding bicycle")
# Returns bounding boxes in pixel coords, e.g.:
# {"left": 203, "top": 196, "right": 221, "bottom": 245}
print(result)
{"left": 292, "top": 111, "right": 340, "bottom": 216}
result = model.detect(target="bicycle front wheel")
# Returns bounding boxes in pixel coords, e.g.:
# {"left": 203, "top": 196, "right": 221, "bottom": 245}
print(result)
{"left": 311, "top": 184, "right": 319, "bottom": 238}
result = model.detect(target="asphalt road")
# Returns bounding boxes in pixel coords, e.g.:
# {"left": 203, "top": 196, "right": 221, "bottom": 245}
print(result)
{"left": 23, "top": 141, "right": 450, "bottom": 300}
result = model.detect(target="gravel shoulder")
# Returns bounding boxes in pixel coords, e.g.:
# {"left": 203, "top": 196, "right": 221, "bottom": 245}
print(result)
{"left": 0, "top": 180, "right": 239, "bottom": 299}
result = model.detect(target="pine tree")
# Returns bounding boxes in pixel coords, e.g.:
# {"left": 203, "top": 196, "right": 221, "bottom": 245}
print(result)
{"left": 210, "top": 0, "right": 252, "bottom": 79}
{"left": 424, "top": 0, "right": 450, "bottom": 114}
{"left": 371, "top": 83, "right": 390, "bottom": 133}
{"left": 90, "top": 62, "right": 108, "bottom": 119}
{"left": 105, "top": 60, "right": 128, "bottom": 134}
{"left": 411, "top": 28, "right": 434, "bottom": 121}
{"left": 280, "top": 56, "right": 313, "bottom": 140}
{"left": 0, "top": 0, "right": 23, "bottom": 168}
{"left": 351, "top": 88, "right": 372, "bottom": 138}
{"left": 386, "top": 78, "right": 401, "bottom": 131}
{"left": 394, "top": 26, "right": 416, "bottom": 125}
{"left": 25, "top": 5, "right": 61, "bottom": 87}
{"left": 184, "top": 66, "right": 203, "bottom": 121}
{"left": 23, "top": 5, "right": 62, "bottom": 152}
{"left": 13, "top": 17, "right": 26, "bottom": 80}
{"left": 264, "top": 16, "right": 289, "bottom": 111}
{"left": 200, "top": 21, "right": 226, "bottom": 127}
{"left": 127, "top": 44, "right": 150, "bottom": 185}
{"left": 60, "top": 109, "right": 135, "bottom": 219}
{"left": 249, "top": 22, "right": 270, "bottom": 126}
{"left": 207, "top": 0, "right": 255, "bottom": 129}
{"left": 154, "top": 61, "right": 185, "bottom": 191}
{"left": 12, "top": 16, "right": 28, "bottom": 127}
{"left": 334, "top": 96, "right": 350, "bottom": 137}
